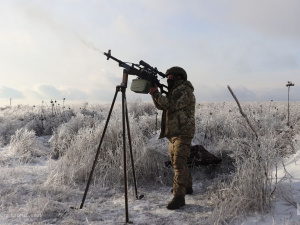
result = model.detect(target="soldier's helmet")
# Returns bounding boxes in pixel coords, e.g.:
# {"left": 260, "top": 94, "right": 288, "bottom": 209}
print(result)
{"left": 165, "top": 66, "right": 187, "bottom": 81}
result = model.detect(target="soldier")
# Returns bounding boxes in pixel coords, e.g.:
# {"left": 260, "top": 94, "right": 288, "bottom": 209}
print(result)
{"left": 149, "top": 66, "right": 195, "bottom": 210}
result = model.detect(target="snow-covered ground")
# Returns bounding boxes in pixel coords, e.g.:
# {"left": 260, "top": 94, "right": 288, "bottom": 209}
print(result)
{"left": 241, "top": 135, "right": 300, "bottom": 225}
{"left": 0, "top": 134, "right": 300, "bottom": 224}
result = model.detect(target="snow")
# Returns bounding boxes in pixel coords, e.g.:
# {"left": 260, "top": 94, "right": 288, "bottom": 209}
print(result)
{"left": 241, "top": 155, "right": 300, "bottom": 224}
{"left": 1, "top": 135, "right": 300, "bottom": 224}
{"left": 241, "top": 135, "right": 300, "bottom": 225}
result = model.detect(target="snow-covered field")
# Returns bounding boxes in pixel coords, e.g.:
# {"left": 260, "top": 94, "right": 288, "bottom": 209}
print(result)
{"left": 0, "top": 101, "right": 299, "bottom": 224}
{"left": 242, "top": 138, "right": 300, "bottom": 225}
{"left": 242, "top": 135, "right": 300, "bottom": 225}
{"left": 0, "top": 135, "right": 215, "bottom": 225}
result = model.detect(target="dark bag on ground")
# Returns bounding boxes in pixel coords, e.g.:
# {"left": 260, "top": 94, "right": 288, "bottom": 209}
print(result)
{"left": 165, "top": 145, "right": 222, "bottom": 168}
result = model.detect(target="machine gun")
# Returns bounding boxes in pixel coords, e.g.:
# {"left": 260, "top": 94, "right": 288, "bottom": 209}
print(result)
{"left": 104, "top": 50, "right": 168, "bottom": 94}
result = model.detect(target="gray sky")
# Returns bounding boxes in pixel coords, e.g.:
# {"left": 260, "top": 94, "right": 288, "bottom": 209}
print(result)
{"left": 0, "top": 0, "right": 299, "bottom": 106}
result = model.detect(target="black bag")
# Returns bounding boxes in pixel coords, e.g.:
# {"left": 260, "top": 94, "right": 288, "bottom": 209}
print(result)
{"left": 188, "top": 145, "right": 222, "bottom": 166}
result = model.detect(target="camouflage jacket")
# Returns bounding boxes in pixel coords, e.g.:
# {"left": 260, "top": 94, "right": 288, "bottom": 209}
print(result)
{"left": 152, "top": 80, "right": 195, "bottom": 139}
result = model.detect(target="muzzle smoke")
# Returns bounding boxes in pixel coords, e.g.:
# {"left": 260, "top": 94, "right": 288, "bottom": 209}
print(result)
{"left": 77, "top": 35, "right": 103, "bottom": 54}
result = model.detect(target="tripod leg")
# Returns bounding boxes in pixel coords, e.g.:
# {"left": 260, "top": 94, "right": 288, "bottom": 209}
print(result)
{"left": 80, "top": 86, "right": 120, "bottom": 209}
{"left": 124, "top": 94, "right": 143, "bottom": 200}
{"left": 121, "top": 87, "right": 130, "bottom": 223}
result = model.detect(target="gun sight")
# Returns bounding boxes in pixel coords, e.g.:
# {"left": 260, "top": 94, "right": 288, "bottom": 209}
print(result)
{"left": 140, "top": 60, "right": 166, "bottom": 78}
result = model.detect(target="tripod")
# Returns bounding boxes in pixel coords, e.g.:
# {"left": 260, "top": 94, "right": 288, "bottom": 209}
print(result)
{"left": 79, "top": 69, "right": 143, "bottom": 223}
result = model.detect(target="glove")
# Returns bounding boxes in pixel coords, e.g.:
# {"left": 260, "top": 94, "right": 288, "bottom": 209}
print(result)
{"left": 149, "top": 85, "right": 158, "bottom": 95}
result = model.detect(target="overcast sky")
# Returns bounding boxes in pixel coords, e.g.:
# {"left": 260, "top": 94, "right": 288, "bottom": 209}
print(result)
{"left": 0, "top": 0, "right": 299, "bottom": 106}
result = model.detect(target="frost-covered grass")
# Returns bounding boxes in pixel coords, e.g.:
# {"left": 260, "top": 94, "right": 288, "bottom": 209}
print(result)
{"left": 8, "top": 128, "right": 46, "bottom": 162}
{"left": 196, "top": 101, "right": 299, "bottom": 224}
{"left": 0, "top": 100, "right": 299, "bottom": 224}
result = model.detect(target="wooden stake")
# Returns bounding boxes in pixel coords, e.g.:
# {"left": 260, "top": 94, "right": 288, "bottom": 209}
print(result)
{"left": 227, "top": 85, "right": 258, "bottom": 139}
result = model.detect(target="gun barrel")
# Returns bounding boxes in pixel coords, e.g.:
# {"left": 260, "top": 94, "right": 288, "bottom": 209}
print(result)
{"left": 104, "top": 50, "right": 122, "bottom": 64}
{"left": 104, "top": 50, "right": 132, "bottom": 71}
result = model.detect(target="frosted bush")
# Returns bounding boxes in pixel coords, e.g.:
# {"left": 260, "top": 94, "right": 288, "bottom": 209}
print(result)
{"left": 40, "top": 109, "right": 76, "bottom": 135}
{"left": 135, "top": 114, "right": 158, "bottom": 139}
{"left": 46, "top": 108, "right": 169, "bottom": 188}
{"left": 128, "top": 98, "right": 157, "bottom": 118}
{"left": 9, "top": 128, "right": 44, "bottom": 162}
{"left": 49, "top": 113, "right": 100, "bottom": 159}
{"left": 207, "top": 136, "right": 278, "bottom": 222}
{"left": 203, "top": 102, "right": 299, "bottom": 224}
{"left": 0, "top": 105, "right": 77, "bottom": 145}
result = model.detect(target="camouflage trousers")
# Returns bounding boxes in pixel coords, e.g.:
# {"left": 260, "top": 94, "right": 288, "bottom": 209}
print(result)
{"left": 168, "top": 136, "right": 193, "bottom": 197}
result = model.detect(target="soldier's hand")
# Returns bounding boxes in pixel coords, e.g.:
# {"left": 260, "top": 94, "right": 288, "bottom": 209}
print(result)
{"left": 149, "top": 85, "right": 158, "bottom": 95}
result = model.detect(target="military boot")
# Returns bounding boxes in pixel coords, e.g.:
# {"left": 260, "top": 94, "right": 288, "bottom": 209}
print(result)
{"left": 186, "top": 186, "right": 193, "bottom": 194}
{"left": 166, "top": 196, "right": 185, "bottom": 210}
